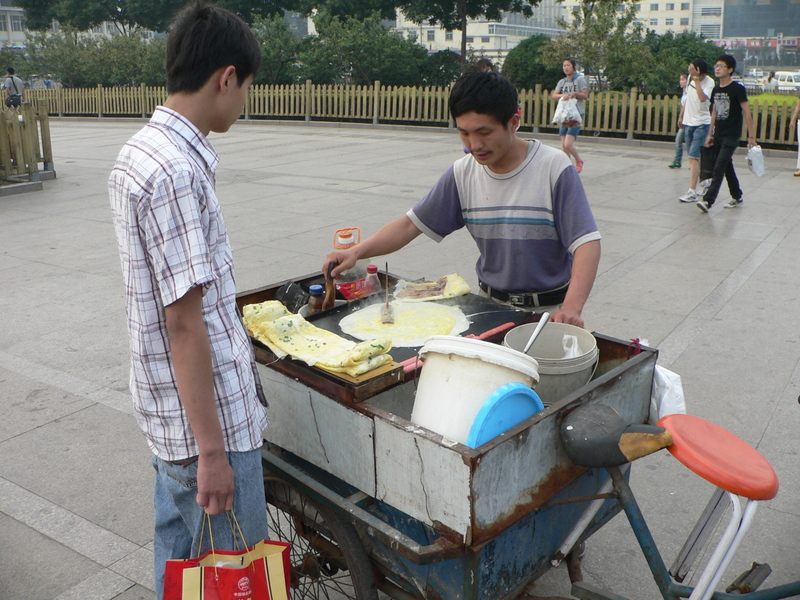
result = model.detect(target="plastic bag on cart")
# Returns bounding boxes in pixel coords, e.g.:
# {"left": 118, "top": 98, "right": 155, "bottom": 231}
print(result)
{"left": 649, "top": 365, "right": 687, "bottom": 425}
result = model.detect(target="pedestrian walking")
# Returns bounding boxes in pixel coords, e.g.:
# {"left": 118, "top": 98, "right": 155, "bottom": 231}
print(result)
{"left": 696, "top": 54, "right": 755, "bottom": 212}
{"left": 677, "top": 58, "right": 714, "bottom": 203}
{"left": 669, "top": 72, "right": 689, "bottom": 168}
{"left": 552, "top": 58, "right": 588, "bottom": 173}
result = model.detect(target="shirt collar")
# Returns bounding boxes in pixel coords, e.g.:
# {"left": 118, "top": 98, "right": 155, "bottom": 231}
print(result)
{"left": 150, "top": 106, "right": 220, "bottom": 174}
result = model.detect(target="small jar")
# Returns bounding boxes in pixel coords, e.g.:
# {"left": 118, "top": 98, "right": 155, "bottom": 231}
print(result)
{"left": 306, "top": 284, "right": 325, "bottom": 316}
{"left": 363, "top": 264, "right": 381, "bottom": 296}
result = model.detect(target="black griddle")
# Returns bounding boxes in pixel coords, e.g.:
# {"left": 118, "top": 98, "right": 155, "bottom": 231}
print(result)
{"left": 304, "top": 292, "right": 536, "bottom": 363}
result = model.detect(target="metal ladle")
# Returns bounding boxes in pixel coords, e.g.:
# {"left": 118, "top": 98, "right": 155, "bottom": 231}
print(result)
{"left": 522, "top": 312, "right": 551, "bottom": 355}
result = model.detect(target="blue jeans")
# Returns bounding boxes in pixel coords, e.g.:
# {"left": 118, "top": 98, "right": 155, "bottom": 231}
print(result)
{"left": 559, "top": 124, "right": 582, "bottom": 137}
{"left": 684, "top": 124, "right": 710, "bottom": 159}
{"left": 674, "top": 128, "right": 685, "bottom": 164}
{"left": 152, "top": 449, "right": 268, "bottom": 600}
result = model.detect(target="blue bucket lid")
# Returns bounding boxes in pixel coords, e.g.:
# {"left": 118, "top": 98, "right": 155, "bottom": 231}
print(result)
{"left": 466, "top": 383, "right": 544, "bottom": 448}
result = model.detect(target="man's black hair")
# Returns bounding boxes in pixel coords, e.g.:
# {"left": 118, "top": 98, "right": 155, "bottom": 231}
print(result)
{"left": 449, "top": 71, "right": 518, "bottom": 127}
{"left": 165, "top": 1, "right": 261, "bottom": 94}
{"left": 692, "top": 58, "right": 708, "bottom": 75}
{"left": 716, "top": 54, "right": 736, "bottom": 72}
{"left": 6, "top": 67, "right": 14, "bottom": 75}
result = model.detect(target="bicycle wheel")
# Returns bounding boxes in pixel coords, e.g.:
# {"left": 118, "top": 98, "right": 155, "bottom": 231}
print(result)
{"left": 264, "top": 474, "right": 379, "bottom": 600}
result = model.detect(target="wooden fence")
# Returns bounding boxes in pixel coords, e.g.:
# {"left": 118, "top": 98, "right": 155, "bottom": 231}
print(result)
{"left": 0, "top": 99, "right": 53, "bottom": 182}
{"left": 25, "top": 82, "right": 800, "bottom": 149}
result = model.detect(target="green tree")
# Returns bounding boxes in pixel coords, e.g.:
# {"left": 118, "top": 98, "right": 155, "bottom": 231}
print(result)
{"left": 251, "top": 14, "right": 304, "bottom": 84}
{"left": 398, "top": 0, "right": 540, "bottom": 70}
{"left": 502, "top": 34, "right": 564, "bottom": 90}
{"left": 641, "top": 30, "right": 723, "bottom": 95}
{"left": 419, "top": 49, "right": 461, "bottom": 86}
{"left": 299, "top": 12, "right": 428, "bottom": 85}
{"left": 17, "top": 0, "right": 188, "bottom": 34}
{"left": 24, "top": 31, "right": 99, "bottom": 87}
{"left": 541, "top": 0, "right": 651, "bottom": 91}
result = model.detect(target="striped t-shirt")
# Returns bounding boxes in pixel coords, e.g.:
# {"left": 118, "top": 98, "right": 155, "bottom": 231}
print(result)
{"left": 408, "top": 140, "right": 600, "bottom": 293}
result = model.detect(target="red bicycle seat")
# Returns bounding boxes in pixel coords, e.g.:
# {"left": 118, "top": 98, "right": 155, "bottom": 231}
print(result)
{"left": 658, "top": 414, "right": 779, "bottom": 501}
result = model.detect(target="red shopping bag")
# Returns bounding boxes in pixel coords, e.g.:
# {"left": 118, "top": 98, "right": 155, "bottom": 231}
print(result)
{"left": 163, "top": 512, "right": 291, "bottom": 600}
{"left": 164, "top": 539, "right": 291, "bottom": 600}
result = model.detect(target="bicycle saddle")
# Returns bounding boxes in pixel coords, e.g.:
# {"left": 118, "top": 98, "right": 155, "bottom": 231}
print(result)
{"left": 560, "top": 403, "right": 673, "bottom": 468}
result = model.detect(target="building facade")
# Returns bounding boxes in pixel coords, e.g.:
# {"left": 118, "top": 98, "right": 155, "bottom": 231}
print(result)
{"left": 0, "top": 0, "right": 26, "bottom": 47}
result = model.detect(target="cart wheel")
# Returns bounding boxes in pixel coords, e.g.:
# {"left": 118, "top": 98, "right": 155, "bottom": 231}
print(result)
{"left": 264, "top": 475, "right": 379, "bottom": 600}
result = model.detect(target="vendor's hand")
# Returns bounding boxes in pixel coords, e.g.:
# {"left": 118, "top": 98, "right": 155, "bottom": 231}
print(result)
{"left": 747, "top": 136, "right": 756, "bottom": 147}
{"left": 705, "top": 136, "right": 713, "bottom": 147}
{"left": 324, "top": 249, "right": 357, "bottom": 280}
{"left": 196, "top": 451, "right": 234, "bottom": 515}
{"left": 550, "top": 306, "right": 584, "bottom": 329}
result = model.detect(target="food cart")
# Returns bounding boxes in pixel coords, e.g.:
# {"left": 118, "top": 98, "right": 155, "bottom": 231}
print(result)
{"left": 237, "top": 271, "right": 658, "bottom": 600}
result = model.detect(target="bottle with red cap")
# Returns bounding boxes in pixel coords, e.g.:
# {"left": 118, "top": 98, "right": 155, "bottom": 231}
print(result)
{"left": 363, "top": 264, "right": 381, "bottom": 297}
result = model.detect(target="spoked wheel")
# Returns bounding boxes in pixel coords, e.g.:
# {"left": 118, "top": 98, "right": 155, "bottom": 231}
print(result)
{"left": 264, "top": 474, "right": 379, "bottom": 600}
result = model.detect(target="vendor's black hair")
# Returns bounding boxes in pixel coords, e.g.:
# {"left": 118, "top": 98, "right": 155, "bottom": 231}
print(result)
{"left": 691, "top": 58, "right": 709, "bottom": 75}
{"left": 165, "top": 1, "right": 261, "bottom": 94}
{"left": 449, "top": 71, "right": 518, "bottom": 127}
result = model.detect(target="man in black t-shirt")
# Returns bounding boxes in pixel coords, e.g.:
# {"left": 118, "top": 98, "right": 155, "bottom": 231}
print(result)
{"left": 697, "top": 54, "right": 755, "bottom": 212}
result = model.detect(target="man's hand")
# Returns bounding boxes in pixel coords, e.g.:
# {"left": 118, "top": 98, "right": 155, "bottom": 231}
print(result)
{"left": 790, "top": 120, "right": 796, "bottom": 131}
{"left": 323, "top": 249, "right": 358, "bottom": 280}
{"left": 705, "top": 135, "right": 713, "bottom": 147}
{"left": 196, "top": 450, "right": 235, "bottom": 515}
{"left": 551, "top": 306, "right": 585, "bottom": 328}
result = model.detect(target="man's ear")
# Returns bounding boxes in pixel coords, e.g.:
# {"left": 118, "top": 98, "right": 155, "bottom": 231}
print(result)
{"left": 218, "top": 66, "right": 237, "bottom": 92}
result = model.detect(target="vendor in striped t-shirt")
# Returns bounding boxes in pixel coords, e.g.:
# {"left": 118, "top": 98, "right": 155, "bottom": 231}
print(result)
{"left": 324, "top": 72, "right": 601, "bottom": 328}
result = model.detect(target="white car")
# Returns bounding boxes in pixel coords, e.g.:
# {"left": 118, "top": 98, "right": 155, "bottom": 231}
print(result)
{"left": 774, "top": 71, "right": 800, "bottom": 92}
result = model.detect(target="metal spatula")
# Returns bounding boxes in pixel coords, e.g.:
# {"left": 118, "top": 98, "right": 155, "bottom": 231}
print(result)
{"left": 381, "top": 262, "right": 394, "bottom": 324}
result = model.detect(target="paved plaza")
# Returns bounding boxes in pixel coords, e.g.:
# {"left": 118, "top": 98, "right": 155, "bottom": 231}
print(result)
{"left": 1, "top": 117, "right": 799, "bottom": 600}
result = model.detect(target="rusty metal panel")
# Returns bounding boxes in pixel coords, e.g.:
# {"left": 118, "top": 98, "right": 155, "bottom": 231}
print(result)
{"left": 469, "top": 349, "right": 657, "bottom": 544}
{"left": 374, "top": 415, "right": 472, "bottom": 539}
{"left": 258, "top": 364, "right": 377, "bottom": 495}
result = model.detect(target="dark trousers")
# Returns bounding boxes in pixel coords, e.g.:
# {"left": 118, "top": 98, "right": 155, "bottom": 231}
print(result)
{"left": 703, "top": 137, "right": 742, "bottom": 207}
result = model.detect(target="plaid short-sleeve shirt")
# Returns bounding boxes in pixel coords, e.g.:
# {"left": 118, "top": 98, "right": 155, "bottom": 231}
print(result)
{"left": 109, "top": 106, "right": 268, "bottom": 461}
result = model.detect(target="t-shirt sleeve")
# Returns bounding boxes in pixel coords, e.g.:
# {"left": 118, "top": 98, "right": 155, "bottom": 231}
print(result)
{"left": 555, "top": 78, "right": 564, "bottom": 93}
{"left": 143, "top": 169, "right": 215, "bottom": 307}
{"left": 552, "top": 167, "right": 601, "bottom": 254}
{"left": 407, "top": 165, "right": 464, "bottom": 243}
{"left": 575, "top": 75, "right": 588, "bottom": 92}
{"left": 703, "top": 77, "right": 715, "bottom": 97}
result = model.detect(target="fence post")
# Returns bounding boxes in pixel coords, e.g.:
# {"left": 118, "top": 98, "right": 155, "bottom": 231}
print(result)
{"left": 626, "top": 87, "right": 638, "bottom": 140}
{"left": 36, "top": 99, "right": 54, "bottom": 172}
{"left": 304, "top": 79, "right": 312, "bottom": 123}
{"left": 57, "top": 86, "right": 63, "bottom": 117}
{"left": 96, "top": 84, "right": 103, "bottom": 118}
{"left": 533, "top": 84, "right": 542, "bottom": 133}
{"left": 372, "top": 80, "right": 381, "bottom": 125}
{"left": 140, "top": 83, "right": 147, "bottom": 118}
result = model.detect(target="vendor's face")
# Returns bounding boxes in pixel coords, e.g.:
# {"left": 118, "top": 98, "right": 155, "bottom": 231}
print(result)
{"left": 456, "top": 110, "right": 519, "bottom": 172}
{"left": 562, "top": 60, "right": 575, "bottom": 76}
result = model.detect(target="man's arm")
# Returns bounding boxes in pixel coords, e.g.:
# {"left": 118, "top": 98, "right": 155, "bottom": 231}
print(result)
{"left": 790, "top": 100, "right": 800, "bottom": 130}
{"left": 551, "top": 240, "right": 600, "bottom": 328}
{"left": 705, "top": 105, "right": 717, "bottom": 146}
{"left": 695, "top": 77, "right": 710, "bottom": 102}
{"left": 324, "top": 215, "right": 422, "bottom": 278}
{"left": 741, "top": 100, "right": 756, "bottom": 146}
{"left": 165, "top": 285, "right": 233, "bottom": 515}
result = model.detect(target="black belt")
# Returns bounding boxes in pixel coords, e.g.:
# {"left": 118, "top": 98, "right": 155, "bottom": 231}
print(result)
{"left": 168, "top": 456, "right": 198, "bottom": 467}
{"left": 479, "top": 280, "right": 569, "bottom": 308}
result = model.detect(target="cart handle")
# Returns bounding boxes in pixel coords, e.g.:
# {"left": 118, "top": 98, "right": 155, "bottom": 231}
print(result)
{"left": 262, "top": 447, "right": 465, "bottom": 566}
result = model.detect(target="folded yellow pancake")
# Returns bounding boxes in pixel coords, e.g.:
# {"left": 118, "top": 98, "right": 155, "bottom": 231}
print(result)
{"left": 242, "top": 300, "right": 393, "bottom": 377}
{"left": 394, "top": 273, "right": 471, "bottom": 302}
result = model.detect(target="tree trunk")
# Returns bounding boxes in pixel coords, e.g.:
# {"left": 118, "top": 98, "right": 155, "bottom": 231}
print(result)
{"left": 458, "top": 0, "right": 468, "bottom": 72}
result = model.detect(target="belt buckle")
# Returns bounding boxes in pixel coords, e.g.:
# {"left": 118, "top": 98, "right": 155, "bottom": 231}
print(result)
{"left": 508, "top": 293, "right": 527, "bottom": 306}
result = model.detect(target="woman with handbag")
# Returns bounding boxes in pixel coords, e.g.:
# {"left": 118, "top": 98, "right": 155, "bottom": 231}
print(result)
{"left": 3, "top": 67, "right": 24, "bottom": 108}
{"left": 552, "top": 58, "right": 588, "bottom": 173}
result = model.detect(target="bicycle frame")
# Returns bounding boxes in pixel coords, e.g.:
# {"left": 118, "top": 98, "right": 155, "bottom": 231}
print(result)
{"left": 571, "top": 466, "right": 800, "bottom": 600}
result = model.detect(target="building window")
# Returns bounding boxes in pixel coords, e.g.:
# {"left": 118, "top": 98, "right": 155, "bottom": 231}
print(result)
{"left": 665, "top": 18, "right": 674, "bottom": 25}
{"left": 700, "top": 24, "right": 720, "bottom": 36}
{"left": 445, "top": 31, "right": 453, "bottom": 40}
{"left": 666, "top": 3, "right": 674, "bottom": 8}
{"left": 680, "top": 17, "right": 689, "bottom": 25}
{"left": 10, "top": 15, "right": 23, "bottom": 31}
{"left": 680, "top": 2, "right": 689, "bottom": 9}
{"left": 650, "top": 18, "right": 658, "bottom": 25}
{"left": 634, "top": 3, "right": 641, "bottom": 9}
{"left": 408, "top": 31, "right": 417, "bottom": 40}
{"left": 0, "top": 16, "right": 7, "bottom": 31}
{"left": 466, "top": 37, "right": 473, "bottom": 43}
{"left": 700, "top": 7, "right": 721, "bottom": 15}
{"left": 481, "top": 36, "right": 490, "bottom": 43}
{"left": 650, "top": 3, "right": 658, "bottom": 10}
{"left": 427, "top": 30, "right": 435, "bottom": 41}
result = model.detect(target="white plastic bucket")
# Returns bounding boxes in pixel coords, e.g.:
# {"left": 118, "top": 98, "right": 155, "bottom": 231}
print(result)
{"left": 504, "top": 322, "right": 598, "bottom": 406}
{"left": 409, "top": 335, "right": 539, "bottom": 445}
